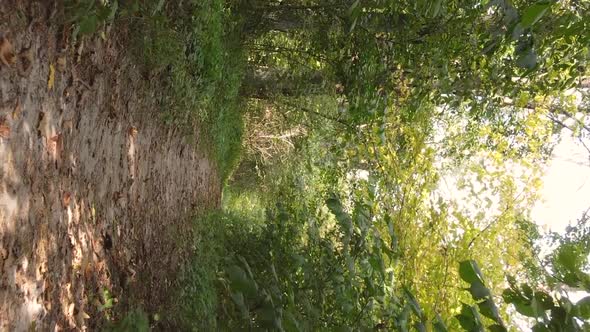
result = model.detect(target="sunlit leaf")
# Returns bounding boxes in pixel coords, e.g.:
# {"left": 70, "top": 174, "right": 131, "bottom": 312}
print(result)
{"left": 520, "top": 2, "right": 552, "bottom": 28}
{"left": 459, "top": 260, "right": 485, "bottom": 285}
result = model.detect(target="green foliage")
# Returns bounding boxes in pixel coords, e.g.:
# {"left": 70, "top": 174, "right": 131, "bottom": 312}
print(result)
{"left": 65, "top": 0, "right": 119, "bottom": 37}
{"left": 173, "top": 212, "right": 228, "bottom": 330}
{"left": 78, "top": 0, "right": 589, "bottom": 329}
{"left": 104, "top": 308, "right": 150, "bottom": 332}
{"left": 455, "top": 216, "right": 590, "bottom": 331}
{"left": 125, "top": 0, "right": 245, "bottom": 180}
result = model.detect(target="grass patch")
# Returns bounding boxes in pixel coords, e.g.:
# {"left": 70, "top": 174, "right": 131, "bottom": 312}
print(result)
{"left": 66, "top": 0, "right": 245, "bottom": 180}
{"left": 130, "top": 0, "right": 245, "bottom": 181}
{"left": 172, "top": 201, "right": 266, "bottom": 330}
{"left": 173, "top": 212, "right": 226, "bottom": 330}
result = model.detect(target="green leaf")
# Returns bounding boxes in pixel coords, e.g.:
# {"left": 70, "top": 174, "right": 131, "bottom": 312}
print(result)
{"left": 78, "top": 15, "right": 98, "bottom": 35}
{"left": 516, "top": 50, "right": 537, "bottom": 69}
{"left": 349, "top": 17, "right": 359, "bottom": 34}
{"left": 432, "top": 314, "right": 448, "bottom": 332}
{"left": 284, "top": 310, "right": 301, "bottom": 332}
{"left": 459, "top": 260, "right": 485, "bottom": 285}
{"left": 534, "top": 291, "right": 555, "bottom": 310}
{"left": 455, "top": 303, "right": 484, "bottom": 331}
{"left": 520, "top": 2, "right": 551, "bottom": 28}
{"left": 153, "top": 0, "right": 165, "bottom": 15}
{"left": 431, "top": 0, "right": 443, "bottom": 18}
{"left": 477, "top": 298, "right": 501, "bottom": 323}
{"left": 488, "top": 325, "right": 508, "bottom": 332}
{"left": 414, "top": 322, "right": 427, "bottom": 332}
{"left": 513, "top": 301, "right": 536, "bottom": 318}
{"left": 108, "top": 1, "right": 118, "bottom": 21}
{"left": 556, "top": 244, "right": 579, "bottom": 271}
{"left": 230, "top": 292, "right": 249, "bottom": 318}
{"left": 575, "top": 296, "right": 590, "bottom": 319}
{"left": 326, "top": 196, "right": 353, "bottom": 234}
{"left": 468, "top": 281, "right": 491, "bottom": 300}
{"left": 226, "top": 265, "right": 257, "bottom": 296}
{"left": 403, "top": 287, "right": 425, "bottom": 320}
{"left": 347, "top": 0, "right": 361, "bottom": 17}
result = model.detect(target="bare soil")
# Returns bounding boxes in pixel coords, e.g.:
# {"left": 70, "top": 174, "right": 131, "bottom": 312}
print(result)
{"left": 0, "top": 2, "right": 221, "bottom": 330}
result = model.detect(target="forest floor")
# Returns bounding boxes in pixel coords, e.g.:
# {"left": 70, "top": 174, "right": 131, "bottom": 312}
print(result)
{"left": 0, "top": 1, "right": 221, "bottom": 330}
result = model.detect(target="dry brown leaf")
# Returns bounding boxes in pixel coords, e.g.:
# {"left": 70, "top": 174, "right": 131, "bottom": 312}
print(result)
{"left": 0, "top": 37, "right": 16, "bottom": 66}
{"left": 49, "top": 134, "right": 61, "bottom": 142}
{"left": 48, "top": 133, "right": 62, "bottom": 158}
{"left": 12, "top": 100, "right": 22, "bottom": 119}
{"left": 63, "top": 191, "right": 71, "bottom": 207}
{"left": 0, "top": 117, "right": 10, "bottom": 139}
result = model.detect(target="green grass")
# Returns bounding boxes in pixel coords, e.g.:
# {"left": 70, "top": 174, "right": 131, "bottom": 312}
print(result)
{"left": 66, "top": 0, "right": 245, "bottom": 180}
{"left": 131, "top": 0, "right": 245, "bottom": 181}
{"left": 172, "top": 199, "right": 267, "bottom": 330}
{"left": 173, "top": 212, "right": 225, "bottom": 330}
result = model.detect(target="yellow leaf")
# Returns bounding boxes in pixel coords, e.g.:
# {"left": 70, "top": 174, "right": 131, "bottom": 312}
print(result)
{"left": 48, "top": 64, "right": 55, "bottom": 90}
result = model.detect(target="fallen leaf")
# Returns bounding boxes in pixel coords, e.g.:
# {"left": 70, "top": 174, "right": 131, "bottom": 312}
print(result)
{"left": 12, "top": 100, "right": 22, "bottom": 119}
{"left": 47, "top": 64, "right": 55, "bottom": 90}
{"left": 0, "top": 117, "right": 9, "bottom": 139}
{"left": 49, "top": 134, "right": 61, "bottom": 142}
{"left": 18, "top": 47, "right": 33, "bottom": 76}
{"left": 63, "top": 191, "right": 71, "bottom": 207}
{"left": 0, "top": 37, "right": 16, "bottom": 66}
{"left": 48, "top": 133, "right": 63, "bottom": 159}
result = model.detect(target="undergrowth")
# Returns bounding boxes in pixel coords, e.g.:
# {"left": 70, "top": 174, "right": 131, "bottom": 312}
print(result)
{"left": 67, "top": 0, "right": 245, "bottom": 181}
{"left": 131, "top": 0, "right": 245, "bottom": 181}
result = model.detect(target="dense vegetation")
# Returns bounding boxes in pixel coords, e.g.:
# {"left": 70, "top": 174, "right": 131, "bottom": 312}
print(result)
{"left": 67, "top": 0, "right": 590, "bottom": 330}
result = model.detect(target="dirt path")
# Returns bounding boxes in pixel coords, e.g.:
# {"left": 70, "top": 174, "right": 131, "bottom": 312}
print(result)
{"left": 0, "top": 2, "right": 221, "bottom": 330}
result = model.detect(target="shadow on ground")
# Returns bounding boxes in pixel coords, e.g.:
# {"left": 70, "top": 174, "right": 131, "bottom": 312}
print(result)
{"left": 0, "top": 1, "right": 220, "bottom": 330}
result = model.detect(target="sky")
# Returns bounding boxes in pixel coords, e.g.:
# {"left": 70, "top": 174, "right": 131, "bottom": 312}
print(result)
{"left": 532, "top": 129, "right": 590, "bottom": 234}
